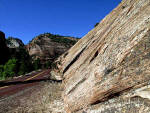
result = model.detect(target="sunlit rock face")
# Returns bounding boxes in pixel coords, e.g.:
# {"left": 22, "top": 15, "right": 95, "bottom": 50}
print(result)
{"left": 0, "top": 31, "right": 9, "bottom": 64}
{"left": 26, "top": 34, "right": 78, "bottom": 64}
{"left": 6, "top": 37, "right": 24, "bottom": 48}
{"left": 54, "top": 0, "right": 150, "bottom": 112}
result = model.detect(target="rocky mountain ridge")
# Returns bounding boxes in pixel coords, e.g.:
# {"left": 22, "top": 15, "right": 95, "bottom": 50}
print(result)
{"left": 6, "top": 37, "right": 24, "bottom": 48}
{"left": 52, "top": 0, "right": 150, "bottom": 112}
{"left": 26, "top": 33, "right": 78, "bottom": 64}
{"left": 1, "top": 32, "right": 78, "bottom": 65}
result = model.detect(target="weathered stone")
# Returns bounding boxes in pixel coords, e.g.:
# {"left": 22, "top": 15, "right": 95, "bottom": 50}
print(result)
{"left": 50, "top": 70, "right": 63, "bottom": 81}
{"left": 55, "top": 0, "right": 150, "bottom": 112}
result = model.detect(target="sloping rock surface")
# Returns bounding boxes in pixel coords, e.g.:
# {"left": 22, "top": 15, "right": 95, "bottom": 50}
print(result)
{"left": 55, "top": 0, "right": 150, "bottom": 112}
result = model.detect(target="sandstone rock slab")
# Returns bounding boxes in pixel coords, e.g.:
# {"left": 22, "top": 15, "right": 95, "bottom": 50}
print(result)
{"left": 56, "top": 0, "right": 150, "bottom": 112}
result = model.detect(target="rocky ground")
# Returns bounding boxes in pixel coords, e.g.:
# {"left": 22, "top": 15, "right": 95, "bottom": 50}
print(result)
{"left": 0, "top": 81, "right": 65, "bottom": 113}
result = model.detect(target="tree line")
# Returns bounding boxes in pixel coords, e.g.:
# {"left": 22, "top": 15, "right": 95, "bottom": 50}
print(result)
{"left": 0, "top": 47, "right": 46, "bottom": 80}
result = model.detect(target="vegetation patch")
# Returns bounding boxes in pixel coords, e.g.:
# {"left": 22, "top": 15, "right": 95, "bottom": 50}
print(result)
{"left": 31, "top": 33, "right": 78, "bottom": 46}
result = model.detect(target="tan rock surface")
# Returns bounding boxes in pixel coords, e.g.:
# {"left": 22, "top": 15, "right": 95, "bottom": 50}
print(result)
{"left": 55, "top": 0, "right": 150, "bottom": 112}
{"left": 26, "top": 33, "right": 78, "bottom": 64}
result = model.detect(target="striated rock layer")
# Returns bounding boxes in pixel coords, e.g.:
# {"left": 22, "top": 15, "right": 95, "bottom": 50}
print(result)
{"left": 55, "top": 0, "right": 150, "bottom": 112}
{"left": 26, "top": 33, "right": 78, "bottom": 64}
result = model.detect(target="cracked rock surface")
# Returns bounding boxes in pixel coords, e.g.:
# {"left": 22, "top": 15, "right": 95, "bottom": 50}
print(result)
{"left": 54, "top": 0, "right": 150, "bottom": 112}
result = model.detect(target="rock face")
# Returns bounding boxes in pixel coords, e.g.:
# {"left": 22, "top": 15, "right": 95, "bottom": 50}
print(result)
{"left": 6, "top": 37, "right": 24, "bottom": 48}
{"left": 26, "top": 33, "right": 78, "bottom": 64}
{"left": 0, "top": 31, "right": 9, "bottom": 64}
{"left": 55, "top": 0, "right": 150, "bottom": 112}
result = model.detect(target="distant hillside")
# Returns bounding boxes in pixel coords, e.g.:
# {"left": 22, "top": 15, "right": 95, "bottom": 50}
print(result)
{"left": 26, "top": 33, "right": 79, "bottom": 65}
{"left": 6, "top": 37, "right": 24, "bottom": 48}
{"left": 0, "top": 31, "right": 79, "bottom": 80}
{"left": 0, "top": 31, "right": 33, "bottom": 80}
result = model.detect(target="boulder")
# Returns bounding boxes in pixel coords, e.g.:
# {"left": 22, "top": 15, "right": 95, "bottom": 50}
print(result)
{"left": 50, "top": 70, "right": 63, "bottom": 81}
{"left": 56, "top": 0, "right": 150, "bottom": 112}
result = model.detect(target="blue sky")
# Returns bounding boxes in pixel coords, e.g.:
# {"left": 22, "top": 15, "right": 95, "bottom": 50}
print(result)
{"left": 0, "top": 0, "right": 121, "bottom": 44}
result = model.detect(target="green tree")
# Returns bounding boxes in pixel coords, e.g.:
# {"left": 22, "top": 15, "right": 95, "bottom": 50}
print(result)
{"left": 0, "top": 65, "right": 4, "bottom": 80}
{"left": 9, "top": 47, "right": 33, "bottom": 75}
{"left": 94, "top": 23, "right": 99, "bottom": 27}
{"left": 18, "top": 61, "right": 27, "bottom": 75}
{"left": 44, "top": 61, "right": 52, "bottom": 69}
{"left": 33, "top": 58, "right": 41, "bottom": 70}
{"left": 3, "top": 58, "right": 17, "bottom": 78}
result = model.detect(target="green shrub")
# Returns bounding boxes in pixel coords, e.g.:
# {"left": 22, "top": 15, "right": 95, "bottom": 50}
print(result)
{"left": 18, "top": 61, "right": 27, "bottom": 75}
{"left": 51, "top": 62, "right": 58, "bottom": 69}
{"left": 50, "top": 36, "right": 77, "bottom": 45}
{"left": 44, "top": 61, "right": 52, "bottom": 69}
{"left": 33, "top": 33, "right": 78, "bottom": 46}
{"left": 94, "top": 23, "right": 99, "bottom": 27}
{"left": 0, "top": 65, "right": 4, "bottom": 80}
{"left": 33, "top": 58, "right": 41, "bottom": 70}
{"left": 9, "top": 47, "right": 33, "bottom": 75}
{"left": 3, "top": 58, "right": 17, "bottom": 78}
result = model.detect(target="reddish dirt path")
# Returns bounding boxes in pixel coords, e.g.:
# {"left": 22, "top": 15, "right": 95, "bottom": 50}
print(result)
{"left": 0, "top": 69, "right": 50, "bottom": 99}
